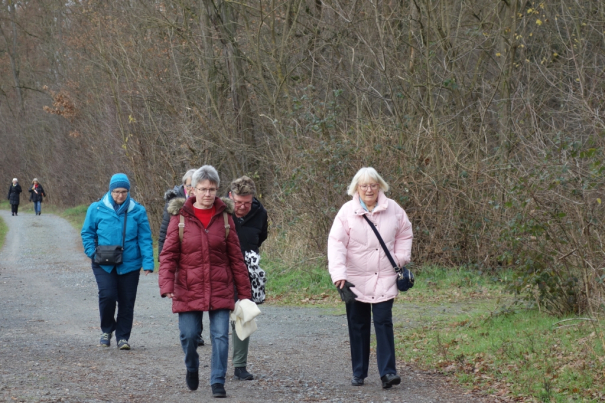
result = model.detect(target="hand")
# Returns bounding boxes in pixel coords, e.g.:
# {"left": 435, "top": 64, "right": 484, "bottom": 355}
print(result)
{"left": 165, "top": 293, "right": 174, "bottom": 299}
{"left": 334, "top": 280, "right": 346, "bottom": 289}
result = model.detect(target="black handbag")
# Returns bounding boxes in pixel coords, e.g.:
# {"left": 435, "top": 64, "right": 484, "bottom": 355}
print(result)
{"left": 94, "top": 210, "right": 128, "bottom": 265}
{"left": 363, "top": 215, "right": 414, "bottom": 292}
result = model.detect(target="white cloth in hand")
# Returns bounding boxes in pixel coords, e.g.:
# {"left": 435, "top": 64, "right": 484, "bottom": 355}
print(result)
{"left": 230, "top": 299, "right": 261, "bottom": 340}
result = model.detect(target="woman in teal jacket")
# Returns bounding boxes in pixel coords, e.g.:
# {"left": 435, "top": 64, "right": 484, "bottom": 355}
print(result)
{"left": 81, "top": 173, "right": 154, "bottom": 350}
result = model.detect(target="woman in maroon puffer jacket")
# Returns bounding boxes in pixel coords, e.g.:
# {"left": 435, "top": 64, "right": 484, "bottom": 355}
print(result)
{"left": 159, "top": 165, "right": 251, "bottom": 398}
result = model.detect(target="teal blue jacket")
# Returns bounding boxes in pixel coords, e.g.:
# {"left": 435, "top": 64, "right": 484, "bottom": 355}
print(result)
{"left": 81, "top": 193, "right": 154, "bottom": 274}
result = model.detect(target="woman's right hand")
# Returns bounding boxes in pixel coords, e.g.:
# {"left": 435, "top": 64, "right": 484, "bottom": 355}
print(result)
{"left": 334, "top": 280, "right": 346, "bottom": 289}
{"left": 165, "top": 293, "right": 174, "bottom": 299}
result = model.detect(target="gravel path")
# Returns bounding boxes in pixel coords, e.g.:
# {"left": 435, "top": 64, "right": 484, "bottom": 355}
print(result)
{"left": 0, "top": 210, "right": 496, "bottom": 402}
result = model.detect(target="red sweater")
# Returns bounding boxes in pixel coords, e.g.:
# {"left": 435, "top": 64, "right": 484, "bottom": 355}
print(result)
{"left": 193, "top": 205, "right": 215, "bottom": 228}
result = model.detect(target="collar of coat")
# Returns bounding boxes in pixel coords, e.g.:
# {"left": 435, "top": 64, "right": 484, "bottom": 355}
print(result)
{"left": 167, "top": 196, "right": 234, "bottom": 216}
{"left": 101, "top": 193, "right": 136, "bottom": 213}
{"left": 352, "top": 190, "right": 389, "bottom": 215}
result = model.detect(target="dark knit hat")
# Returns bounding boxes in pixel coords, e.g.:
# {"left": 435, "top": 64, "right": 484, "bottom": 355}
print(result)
{"left": 109, "top": 173, "right": 130, "bottom": 192}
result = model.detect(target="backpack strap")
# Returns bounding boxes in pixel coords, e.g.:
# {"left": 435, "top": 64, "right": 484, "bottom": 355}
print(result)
{"left": 223, "top": 212, "right": 230, "bottom": 239}
{"left": 178, "top": 215, "right": 185, "bottom": 242}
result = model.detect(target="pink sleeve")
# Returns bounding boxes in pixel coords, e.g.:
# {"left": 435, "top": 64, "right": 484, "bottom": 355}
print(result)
{"left": 327, "top": 207, "right": 350, "bottom": 283}
{"left": 393, "top": 208, "right": 413, "bottom": 266}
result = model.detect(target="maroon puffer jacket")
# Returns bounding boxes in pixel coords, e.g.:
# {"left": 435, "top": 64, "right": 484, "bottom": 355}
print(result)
{"left": 158, "top": 196, "right": 251, "bottom": 313}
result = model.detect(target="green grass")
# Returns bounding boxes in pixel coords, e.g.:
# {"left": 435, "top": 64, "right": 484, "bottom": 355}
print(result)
{"left": 0, "top": 215, "right": 7, "bottom": 250}
{"left": 398, "top": 310, "right": 605, "bottom": 402}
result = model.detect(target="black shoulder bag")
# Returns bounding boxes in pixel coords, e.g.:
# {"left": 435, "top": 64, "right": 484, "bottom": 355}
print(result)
{"left": 363, "top": 215, "right": 414, "bottom": 292}
{"left": 94, "top": 210, "right": 128, "bottom": 265}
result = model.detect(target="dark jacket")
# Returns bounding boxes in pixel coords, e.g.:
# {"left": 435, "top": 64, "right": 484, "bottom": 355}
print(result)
{"left": 7, "top": 183, "right": 22, "bottom": 205}
{"left": 29, "top": 184, "right": 45, "bottom": 202}
{"left": 233, "top": 197, "right": 268, "bottom": 254}
{"left": 158, "top": 185, "right": 186, "bottom": 259}
{"left": 158, "top": 196, "right": 252, "bottom": 313}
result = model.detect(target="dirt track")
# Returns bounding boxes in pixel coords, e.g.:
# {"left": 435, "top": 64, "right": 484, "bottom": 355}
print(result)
{"left": 0, "top": 210, "right": 496, "bottom": 402}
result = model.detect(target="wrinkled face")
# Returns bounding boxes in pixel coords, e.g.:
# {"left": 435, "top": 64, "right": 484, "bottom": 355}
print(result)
{"left": 111, "top": 187, "right": 128, "bottom": 204}
{"left": 358, "top": 181, "right": 379, "bottom": 207}
{"left": 184, "top": 178, "right": 194, "bottom": 197}
{"left": 230, "top": 192, "right": 253, "bottom": 218}
{"left": 194, "top": 179, "right": 217, "bottom": 209}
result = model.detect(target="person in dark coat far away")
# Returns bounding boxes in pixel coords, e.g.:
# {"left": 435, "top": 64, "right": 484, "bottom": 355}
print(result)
{"left": 227, "top": 176, "right": 268, "bottom": 381}
{"left": 159, "top": 165, "right": 252, "bottom": 398}
{"left": 7, "top": 178, "right": 22, "bottom": 216}
{"left": 28, "top": 178, "right": 46, "bottom": 216}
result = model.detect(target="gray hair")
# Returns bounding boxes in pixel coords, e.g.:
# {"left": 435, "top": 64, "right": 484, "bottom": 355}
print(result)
{"left": 32, "top": 178, "right": 39, "bottom": 183}
{"left": 347, "top": 167, "right": 389, "bottom": 196}
{"left": 192, "top": 165, "right": 220, "bottom": 188}
{"left": 230, "top": 176, "right": 256, "bottom": 196}
{"left": 181, "top": 169, "right": 196, "bottom": 185}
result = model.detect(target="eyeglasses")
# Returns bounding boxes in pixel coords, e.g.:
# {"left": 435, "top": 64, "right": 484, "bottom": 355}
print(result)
{"left": 359, "top": 184, "right": 379, "bottom": 191}
{"left": 184, "top": 184, "right": 193, "bottom": 189}
{"left": 234, "top": 201, "right": 252, "bottom": 207}
{"left": 111, "top": 190, "right": 128, "bottom": 195}
{"left": 195, "top": 187, "right": 217, "bottom": 194}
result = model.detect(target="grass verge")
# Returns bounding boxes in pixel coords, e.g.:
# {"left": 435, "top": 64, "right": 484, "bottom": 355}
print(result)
{"left": 0, "top": 215, "right": 7, "bottom": 250}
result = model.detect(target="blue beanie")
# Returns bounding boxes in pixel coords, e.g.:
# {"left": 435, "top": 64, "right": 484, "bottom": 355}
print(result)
{"left": 109, "top": 173, "right": 130, "bottom": 192}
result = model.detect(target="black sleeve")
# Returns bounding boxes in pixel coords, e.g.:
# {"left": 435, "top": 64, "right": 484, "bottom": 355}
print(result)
{"left": 258, "top": 209, "right": 268, "bottom": 248}
{"left": 157, "top": 199, "right": 172, "bottom": 261}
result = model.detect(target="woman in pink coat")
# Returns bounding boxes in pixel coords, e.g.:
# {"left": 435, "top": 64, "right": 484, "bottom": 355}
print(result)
{"left": 328, "top": 167, "right": 413, "bottom": 389}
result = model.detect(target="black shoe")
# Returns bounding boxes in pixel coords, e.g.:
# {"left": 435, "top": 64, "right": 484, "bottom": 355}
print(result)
{"left": 351, "top": 376, "right": 364, "bottom": 386}
{"left": 211, "top": 383, "right": 226, "bottom": 397}
{"left": 381, "top": 374, "right": 401, "bottom": 389}
{"left": 12, "top": 213, "right": 14, "bottom": 216}
{"left": 186, "top": 370, "right": 199, "bottom": 391}
{"left": 234, "top": 366, "right": 254, "bottom": 380}
{"left": 197, "top": 335, "right": 204, "bottom": 346}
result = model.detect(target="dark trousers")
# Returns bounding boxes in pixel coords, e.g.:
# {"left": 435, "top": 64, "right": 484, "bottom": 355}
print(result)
{"left": 91, "top": 262, "right": 140, "bottom": 341}
{"left": 346, "top": 299, "right": 397, "bottom": 378}
{"left": 10, "top": 204, "right": 18, "bottom": 214}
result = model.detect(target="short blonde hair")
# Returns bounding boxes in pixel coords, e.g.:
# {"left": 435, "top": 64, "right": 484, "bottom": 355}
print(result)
{"left": 347, "top": 167, "right": 389, "bottom": 196}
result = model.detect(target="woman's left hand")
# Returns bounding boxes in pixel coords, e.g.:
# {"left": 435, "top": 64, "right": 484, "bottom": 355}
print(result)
{"left": 142, "top": 269, "right": 152, "bottom": 276}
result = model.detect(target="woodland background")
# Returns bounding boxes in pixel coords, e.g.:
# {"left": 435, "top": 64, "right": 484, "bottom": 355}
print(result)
{"left": 0, "top": 0, "right": 604, "bottom": 315}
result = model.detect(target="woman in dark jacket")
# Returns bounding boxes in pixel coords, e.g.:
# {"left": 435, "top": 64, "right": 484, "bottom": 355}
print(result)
{"left": 159, "top": 165, "right": 251, "bottom": 398}
{"left": 28, "top": 178, "right": 46, "bottom": 216}
{"left": 7, "top": 178, "right": 22, "bottom": 216}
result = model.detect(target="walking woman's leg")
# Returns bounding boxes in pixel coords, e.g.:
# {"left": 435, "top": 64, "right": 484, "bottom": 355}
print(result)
{"left": 179, "top": 311, "right": 204, "bottom": 372}
{"left": 346, "top": 300, "right": 372, "bottom": 379}
{"left": 91, "top": 263, "right": 119, "bottom": 335}
{"left": 115, "top": 269, "right": 141, "bottom": 342}
{"left": 209, "top": 309, "right": 230, "bottom": 385}
{"left": 372, "top": 299, "right": 397, "bottom": 377}
{"left": 232, "top": 322, "right": 251, "bottom": 369}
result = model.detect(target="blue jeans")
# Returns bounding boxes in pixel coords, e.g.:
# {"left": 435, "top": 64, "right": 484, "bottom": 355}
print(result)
{"left": 179, "top": 309, "right": 230, "bottom": 385}
{"left": 34, "top": 201, "right": 41, "bottom": 214}
{"left": 346, "top": 299, "right": 397, "bottom": 378}
{"left": 91, "top": 262, "right": 140, "bottom": 341}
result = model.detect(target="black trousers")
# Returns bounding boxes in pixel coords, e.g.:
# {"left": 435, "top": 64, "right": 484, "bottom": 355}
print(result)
{"left": 345, "top": 298, "right": 397, "bottom": 378}
{"left": 91, "top": 262, "right": 140, "bottom": 341}
{"left": 10, "top": 204, "right": 18, "bottom": 214}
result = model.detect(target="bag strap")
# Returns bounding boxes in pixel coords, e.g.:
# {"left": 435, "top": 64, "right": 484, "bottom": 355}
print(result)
{"left": 178, "top": 212, "right": 228, "bottom": 242}
{"left": 178, "top": 215, "right": 185, "bottom": 243}
{"left": 223, "top": 212, "right": 230, "bottom": 239}
{"left": 121, "top": 209, "right": 128, "bottom": 249}
{"left": 363, "top": 214, "right": 400, "bottom": 273}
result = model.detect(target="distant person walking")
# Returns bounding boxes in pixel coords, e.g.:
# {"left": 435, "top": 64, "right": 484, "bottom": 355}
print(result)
{"left": 28, "top": 178, "right": 46, "bottom": 216}
{"left": 328, "top": 167, "right": 413, "bottom": 389}
{"left": 159, "top": 165, "right": 251, "bottom": 398}
{"left": 81, "top": 173, "right": 155, "bottom": 350}
{"left": 227, "top": 176, "right": 268, "bottom": 381}
{"left": 7, "top": 178, "right": 22, "bottom": 216}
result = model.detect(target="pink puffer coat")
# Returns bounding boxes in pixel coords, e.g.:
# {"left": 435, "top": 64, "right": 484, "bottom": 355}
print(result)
{"left": 328, "top": 191, "right": 413, "bottom": 303}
